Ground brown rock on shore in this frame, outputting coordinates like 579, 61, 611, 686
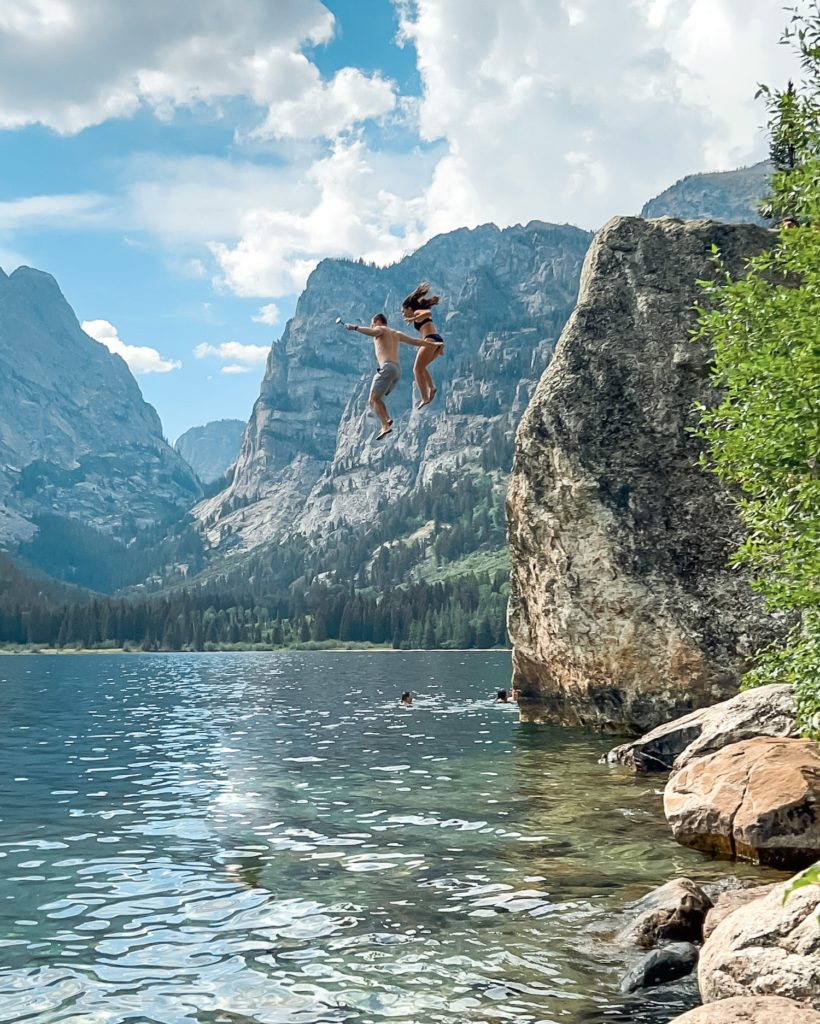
607, 684, 797, 773
702, 883, 780, 941
669, 995, 820, 1023
698, 877, 820, 1008
664, 737, 820, 869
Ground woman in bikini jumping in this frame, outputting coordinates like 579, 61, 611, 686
402, 282, 444, 409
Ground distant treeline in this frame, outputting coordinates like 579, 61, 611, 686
0, 468, 511, 651
0, 572, 508, 651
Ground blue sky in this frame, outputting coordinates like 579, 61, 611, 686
0, 0, 796, 439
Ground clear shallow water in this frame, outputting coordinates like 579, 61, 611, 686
0, 652, 771, 1024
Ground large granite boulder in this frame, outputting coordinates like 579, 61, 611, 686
507, 216, 784, 732
607, 684, 797, 772
618, 877, 712, 948
698, 877, 820, 1008
670, 996, 820, 1023
664, 738, 820, 869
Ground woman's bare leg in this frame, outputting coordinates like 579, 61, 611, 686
418, 365, 436, 407
414, 354, 430, 404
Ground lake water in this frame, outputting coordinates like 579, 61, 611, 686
0, 652, 770, 1024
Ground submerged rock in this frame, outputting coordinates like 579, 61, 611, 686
698, 877, 820, 1008
664, 737, 820, 869
606, 684, 797, 772
618, 878, 712, 948
507, 216, 784, 732
619, 942, 699, 992
669, 995, 820, 1023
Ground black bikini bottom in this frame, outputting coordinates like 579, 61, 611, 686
425, 333, 443, 344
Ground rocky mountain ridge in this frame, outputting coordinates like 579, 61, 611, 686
641, 162, 770, 224
195, 221, 592, 558
175, 419, 245, 484
0, 265, 200, 586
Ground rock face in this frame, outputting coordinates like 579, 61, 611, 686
670, 996, 820, 1024
175, 419, 245, 484
703, 884, 781, 942
506, 216, 784, 732
607, 685, 798, 772
0, 266, 200, 572
618, 878, 713, 948
641, 162, 770, 224
664, 737, 820, 868
194, 222, 591, 553
698, 877, 820, 1008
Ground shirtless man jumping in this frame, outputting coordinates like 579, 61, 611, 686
344, 314, 442, 440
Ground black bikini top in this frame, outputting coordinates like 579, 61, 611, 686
413, 316, 433, 332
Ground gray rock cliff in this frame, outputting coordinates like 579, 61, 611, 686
0, 265, 200, 558
506, 216, 786, 732
196, 222, 592, 552
175, 419, 245, 484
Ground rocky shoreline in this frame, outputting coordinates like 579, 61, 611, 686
604, 683, 820, 1021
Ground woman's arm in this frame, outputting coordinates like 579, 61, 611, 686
395, 329, 425, 347
396, 330, 443, 349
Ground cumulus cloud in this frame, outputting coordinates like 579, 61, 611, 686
2, 0, 799, 311
0, 0, 395, 137
252, 303, 280, 326
395, 0, 798, 231
82, 318, 181, 374
194, 340, 270, 367
210, 138, 429, 297
187, 0, 799, 300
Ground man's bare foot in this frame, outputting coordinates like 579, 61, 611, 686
376, 425, 393, 440
418, 387, 437, 408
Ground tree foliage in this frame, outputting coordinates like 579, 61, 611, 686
695, 3, 820, 735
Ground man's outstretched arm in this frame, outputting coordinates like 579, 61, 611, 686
345, 323, 382, 338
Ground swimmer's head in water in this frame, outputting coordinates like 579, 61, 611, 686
372, 313, 387, 326
496, 689, 508, 702
400, 691, 413, 704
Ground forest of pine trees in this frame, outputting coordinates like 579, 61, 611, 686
0, 468, 511, 651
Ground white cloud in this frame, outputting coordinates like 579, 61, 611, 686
0, 192, 112, 230
2, 0, 798, 314
82, 318, 181, 374
191, 0, 798, 301
251, 64, 396, 139
220, 364, 254, 375
194, 340, 269, 365
210, 138, 429, 297
395, 0, 798, 231
0, 0, 394, 137
252, 302, 280, 326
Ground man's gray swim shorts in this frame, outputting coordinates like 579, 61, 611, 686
371, 361, 400, 399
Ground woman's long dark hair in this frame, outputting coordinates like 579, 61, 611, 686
402, 281, 440, 312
